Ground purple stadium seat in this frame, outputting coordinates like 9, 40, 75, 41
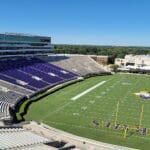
0, 57, 78, 92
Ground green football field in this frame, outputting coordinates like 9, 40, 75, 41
24, 74, 150, 149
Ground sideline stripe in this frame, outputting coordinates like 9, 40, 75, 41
71, 81, 106, 101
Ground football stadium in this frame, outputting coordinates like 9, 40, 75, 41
0, 33, 150, 150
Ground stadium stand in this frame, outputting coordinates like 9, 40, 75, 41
0, 101, 10, 118
0, 57, 77, 91
0, 57, 78, 121
0, 125, 80, 150
0, 80, 33, 96
0, 127, 50, 150
39, 54, 107, 76
0, 90, 24, 104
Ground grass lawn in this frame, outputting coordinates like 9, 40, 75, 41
24, 74, 150, 150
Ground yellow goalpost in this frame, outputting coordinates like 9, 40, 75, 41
114, 101, 119, 126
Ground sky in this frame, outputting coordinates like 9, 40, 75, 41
0, 0, 150, 46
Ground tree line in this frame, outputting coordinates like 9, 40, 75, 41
54, 44, 150, 58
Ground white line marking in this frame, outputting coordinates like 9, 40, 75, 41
71, 81, 106, 101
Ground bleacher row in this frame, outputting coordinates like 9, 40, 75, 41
40, 54, 107, 76
0, 90, 24, 104
0, 101, 10, 118
0, 128, 50, 150
0, 127, 79, 150
0, 57, 77, 91
0, 80, 33, 96
0, 57, 78, 120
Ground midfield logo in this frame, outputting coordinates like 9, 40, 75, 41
135, 91, 150, 100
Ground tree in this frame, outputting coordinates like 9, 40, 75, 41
110, 64, 119, 73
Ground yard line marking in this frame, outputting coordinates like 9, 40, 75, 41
71, 81, 106, 101
42, 101, 73, 120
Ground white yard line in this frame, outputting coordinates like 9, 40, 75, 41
71, 81, 106, 101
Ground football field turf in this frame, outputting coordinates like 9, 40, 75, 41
24, 74, 150, 149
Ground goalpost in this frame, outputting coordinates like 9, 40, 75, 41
114, 101, 119, 126
139, 104, 144, 128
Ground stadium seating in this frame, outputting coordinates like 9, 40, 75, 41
0, 80, 33, 96
0, 57, 78, 91
0, 89, 20, 119
0, 127, 50, 150
0, 126, 79, 150
39, 54, 107, 76
0, 101, 10, 118
0, 90, 24, 104
0, 57, 78, 121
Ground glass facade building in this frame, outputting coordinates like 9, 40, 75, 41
0, 33, 52, 56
